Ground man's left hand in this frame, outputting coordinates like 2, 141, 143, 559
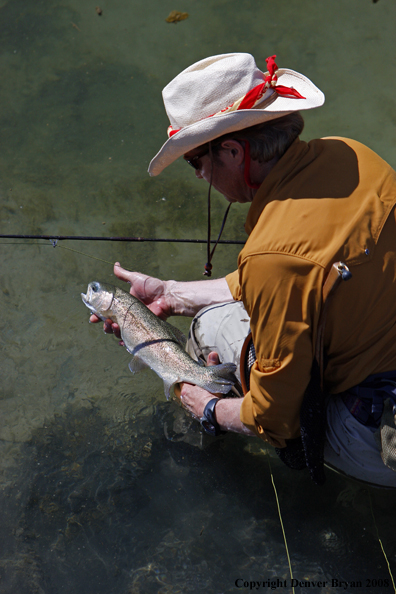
178, 352, 222, 419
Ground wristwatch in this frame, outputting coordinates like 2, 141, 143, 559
200, 397, 223, 436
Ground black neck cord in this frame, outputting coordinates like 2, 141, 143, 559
203, 142, 232, 277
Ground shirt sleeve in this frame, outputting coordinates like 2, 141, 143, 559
225, 269, 242, 301
238, 253, 324, 448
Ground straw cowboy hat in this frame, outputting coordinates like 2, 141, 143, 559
148, 53, 325, 176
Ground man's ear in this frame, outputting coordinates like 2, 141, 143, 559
220, 140, 245, 165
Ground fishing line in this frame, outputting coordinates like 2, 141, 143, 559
266, 451, 295, 593
52, 244, 115, 266
368, 490, 396, 592
0, 240, 115, 266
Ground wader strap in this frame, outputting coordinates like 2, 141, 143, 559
316, 262, 352, 389
240, 333, 255, 395
301, 262, 352, 484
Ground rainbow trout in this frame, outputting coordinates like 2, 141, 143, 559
81, 281, 237, 398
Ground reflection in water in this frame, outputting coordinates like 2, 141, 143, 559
1, 0, 396, 592
2, 401, 396, 593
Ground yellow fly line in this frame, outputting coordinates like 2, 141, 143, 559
266, 452, 295, 594
369, 490, 396, 593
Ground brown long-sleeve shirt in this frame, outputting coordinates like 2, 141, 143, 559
226, 137, 396, 448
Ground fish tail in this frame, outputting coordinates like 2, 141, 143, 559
205, 362, 237, 394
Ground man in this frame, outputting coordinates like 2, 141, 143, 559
92, 53, 396, 487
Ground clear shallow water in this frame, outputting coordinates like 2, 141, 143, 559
1, 0, 396, 592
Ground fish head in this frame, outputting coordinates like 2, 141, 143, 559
81, 281, 116, 320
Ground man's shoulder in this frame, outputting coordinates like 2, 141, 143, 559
242, 134, 396, 270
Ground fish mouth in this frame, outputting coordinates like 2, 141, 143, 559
81, 292, 96, 316
81, 282, 113, 318
81, 282, 98, 308
81, 286, 96, 313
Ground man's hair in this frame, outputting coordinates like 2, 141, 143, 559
212, 112, 304, 163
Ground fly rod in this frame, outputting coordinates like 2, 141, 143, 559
0, 234, 245, 245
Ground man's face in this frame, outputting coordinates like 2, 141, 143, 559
183, 141, 253, 204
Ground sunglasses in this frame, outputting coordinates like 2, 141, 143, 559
183, 146, 210, 170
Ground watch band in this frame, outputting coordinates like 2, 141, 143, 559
200, 397, 223, 436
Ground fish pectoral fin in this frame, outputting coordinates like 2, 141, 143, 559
163, 379, 173, 400
128, 357, 148, 374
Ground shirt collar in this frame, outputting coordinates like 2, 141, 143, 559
244, 138, 310, 234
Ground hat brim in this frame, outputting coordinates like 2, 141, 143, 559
148, 69, 324, 176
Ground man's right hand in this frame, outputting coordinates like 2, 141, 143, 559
89, 261, 233, 335
89, 262, 173, 337
112, 262, 171, 319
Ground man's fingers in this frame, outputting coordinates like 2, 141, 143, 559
103, 318, 113, 333
149, 301, 168, 321
89, 314, 121, 339
113, 261, 136, 283
111, 322, 121, 338
101, 319, 121, 338
207, 351, 220, 366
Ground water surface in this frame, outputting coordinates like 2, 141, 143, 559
1, 1, 396, 592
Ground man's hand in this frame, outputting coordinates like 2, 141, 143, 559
89, 262, 172, 337
113, 263, 171, 320
178, 352, 222, 419
178, 352, 254, 436
89, 262, 233, 336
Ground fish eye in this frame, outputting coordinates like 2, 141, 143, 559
92, 282, 99, 292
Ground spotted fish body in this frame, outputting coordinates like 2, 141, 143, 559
81, 281, 237, 398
